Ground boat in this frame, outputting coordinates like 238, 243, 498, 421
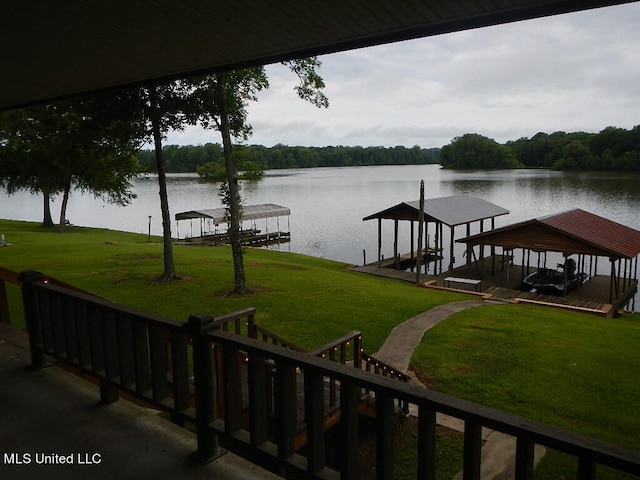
522, 258, 584, 295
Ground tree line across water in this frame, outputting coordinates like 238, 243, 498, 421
137, 125, 640, 173
136, 144, 442, 173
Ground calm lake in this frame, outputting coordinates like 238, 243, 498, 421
1, 164, 639, 277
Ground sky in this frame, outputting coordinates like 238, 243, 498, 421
166, 3, 640, 149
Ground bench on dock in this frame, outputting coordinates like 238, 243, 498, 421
444, 277, 482, 292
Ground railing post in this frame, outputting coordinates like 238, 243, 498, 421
184, 314, 221, 463
19, 270, 47, 368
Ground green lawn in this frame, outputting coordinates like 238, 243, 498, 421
0, 219, 467, 351
412, 303, 640, 478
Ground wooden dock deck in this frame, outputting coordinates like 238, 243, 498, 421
351, 256, 638, 317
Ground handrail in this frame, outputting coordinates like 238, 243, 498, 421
20, 272, 195, 425
361, 351, 410, 382
0, 265, 21, 285
204, 329, 640, 479
252, 324, 307, 351
17, 271, 640, 480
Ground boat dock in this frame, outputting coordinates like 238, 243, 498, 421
351, 255, 638, 318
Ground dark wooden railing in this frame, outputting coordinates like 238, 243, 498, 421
18, 270, 640, 480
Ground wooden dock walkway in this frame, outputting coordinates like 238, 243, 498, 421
351, 257, 637, 317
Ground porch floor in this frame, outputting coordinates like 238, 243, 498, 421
0, 325, 279, 480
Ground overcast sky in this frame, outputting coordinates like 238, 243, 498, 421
167, 3, 640, 149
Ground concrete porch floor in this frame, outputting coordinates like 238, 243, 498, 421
0, 325, 279, 480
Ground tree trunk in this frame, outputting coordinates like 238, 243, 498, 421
215, 74, 246, 294
148, 86, 177, 281
42, 192, 54, 227
58, 180, 71, 232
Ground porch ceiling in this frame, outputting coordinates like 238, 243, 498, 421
2, 0, 637, 110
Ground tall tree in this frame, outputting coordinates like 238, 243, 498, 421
0, 95, 143, 229
138, 81, 193, 280
190, 59, 328, 293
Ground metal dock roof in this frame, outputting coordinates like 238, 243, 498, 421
175, 203, 290, 224
363, 195, 509, 226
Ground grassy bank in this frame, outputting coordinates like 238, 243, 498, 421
0, 219, 467, 351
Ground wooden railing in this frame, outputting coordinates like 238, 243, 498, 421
17, 270, 640, 479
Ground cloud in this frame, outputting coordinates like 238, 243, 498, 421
166, 3, 640, 149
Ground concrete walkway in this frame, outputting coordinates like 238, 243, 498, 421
373, 300, 483, 373
373, 299, 546, 480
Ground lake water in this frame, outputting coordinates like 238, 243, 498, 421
1, 164, 639, 277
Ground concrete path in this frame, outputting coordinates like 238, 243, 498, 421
373, 299, 547, 480
373, 300, 483, 373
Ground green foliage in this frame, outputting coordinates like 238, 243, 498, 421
0, 93, 144, 226
196, 161, 226, 181
137, 144, 441, 172
240, 160, 264, 179
440, 134, 522, 169
509, 126, 640, 171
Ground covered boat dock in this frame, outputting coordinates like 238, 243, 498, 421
456, 209, 640, 315
175, 203, 291, 246
362, 194, 509, 273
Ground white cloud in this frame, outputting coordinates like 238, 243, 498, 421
166, 3, 640, 149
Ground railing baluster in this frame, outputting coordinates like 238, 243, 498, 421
51, 291, 66, 356
116, 314, 135, 389
20, 270, 46, 367
274, 358, 296, 463
76, 301, 91, 370
0, 278, 10, 324
221, 342, 242, 436
170, 328, 190, 420
88, 305, 105, 375
186, 314, 219, 463
100, 310, 119, 404
577, 455, 596, 480
40, 288, 54, 353
103, 311, 119, 381
248, 352, 269, 447
417, 404, 436, 479
63, 296, 78, 363
149, 324, 169, 402
515, 435, 535, 480
339, 379, 359, 480
131, 319, 152, 395
304, 368, 326, 474
376, 391, 395, 480
463, 419, 482, 480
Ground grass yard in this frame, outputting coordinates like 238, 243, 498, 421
0, 219, 467, 351
412, 303, 640, 478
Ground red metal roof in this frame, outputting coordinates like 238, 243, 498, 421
537, 209, 640, 259
459, 209, 640, 259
